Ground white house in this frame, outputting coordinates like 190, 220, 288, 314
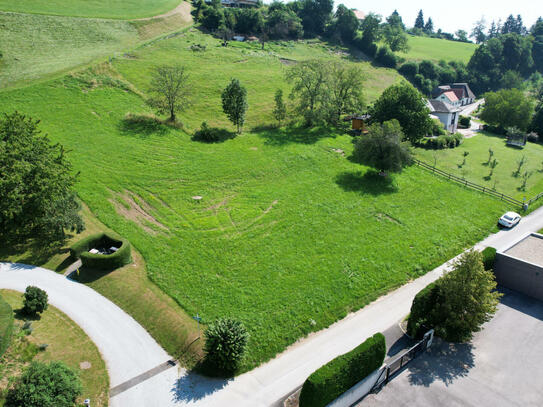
435, 90, 461, 108
427, 99, 461, 133
432, 83, 476, 106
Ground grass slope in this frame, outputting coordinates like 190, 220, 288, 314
398, 35, 478, 63
0, 0, 180, 19
0, 30, 509, 370
0, 7, 193, 88
414, 133, 543, 201
0, 290, 109, 406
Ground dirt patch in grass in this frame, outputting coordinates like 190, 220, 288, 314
109, 190, 169, 235
279, 58, 297, 65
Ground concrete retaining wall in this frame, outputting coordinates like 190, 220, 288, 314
495, 253, 543, 301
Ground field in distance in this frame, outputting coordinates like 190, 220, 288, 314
0, 0, 180, 19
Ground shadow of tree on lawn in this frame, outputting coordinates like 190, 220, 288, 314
407, 338, 475, 387
118, 113, 171, 137
335, 170, 398, 196
254, 124, 338, 146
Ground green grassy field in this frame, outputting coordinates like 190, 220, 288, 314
0, 30, 511, 370
0, 6, 193, 88
0, 290, 109, 406
0, 0, 179, 19
414, 133, 543, 202
398, 35, 478, 63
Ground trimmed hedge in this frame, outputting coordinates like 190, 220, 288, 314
299, 333, 386, 407
70, 232, 132, 270
482, 247, 497, 271
0, 294, 14, 357
406, 281, 443, 339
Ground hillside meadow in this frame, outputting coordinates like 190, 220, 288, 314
0, 30, 510, 370
398, 35, 478, 63
0, 0, 180, 19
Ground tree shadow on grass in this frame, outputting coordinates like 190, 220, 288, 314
13, 308, 42, 322
254, 124, 337, 146
0, 234, 69, 267
335, 170, 398, 196
407, 338, 475, 387
118, 113, 171, 137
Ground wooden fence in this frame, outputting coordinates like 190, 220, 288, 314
413, 159, 525, 207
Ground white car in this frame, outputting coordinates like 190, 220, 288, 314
498, 211, 521, 228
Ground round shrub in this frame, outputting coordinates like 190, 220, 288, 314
375, 46, 397, 68
459, 115, 471, 128
482, 247, 497, 271
398, 62, 419, 79
23, 286, 48, 316
204, 318, 249, 374
299, 333, 386, 407
5, 361, 82, 407
70, 232, 132, 270
0, 294, 13, 357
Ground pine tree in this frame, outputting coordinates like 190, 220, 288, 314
424, 18, 434, 34
414, 10, 425, 30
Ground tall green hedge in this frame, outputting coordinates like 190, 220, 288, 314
482, 247, 497, 271
406, 281, 443, 339
70, 232, 132, 270
0, 294, 14, 357
299, 333, 386, 407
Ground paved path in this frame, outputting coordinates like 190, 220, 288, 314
0, 263, 176, 407
2, 205, 543, 406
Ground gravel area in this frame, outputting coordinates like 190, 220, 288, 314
504, 235, 543, 266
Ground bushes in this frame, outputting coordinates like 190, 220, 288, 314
70, 232, 131, 270
482, 247, 497, 271
0, 294, 13, 357
192, 122, 235, 143
299, 333, 385, 407
375, 46, 397, 68
204, 318, 249, 374
459, 115, 471, 128
23, 286, 48, 316
425, 133, 463, 149
406, 281, 442, 338
398, 61, 418, 79
5, 361, 82, 407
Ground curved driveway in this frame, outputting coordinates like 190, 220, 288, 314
0, 263, 176, 407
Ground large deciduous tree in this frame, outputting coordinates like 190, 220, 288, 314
146, 65, 192, 123
352, 119, 412, 175
221, 78, 248, 133
369, 83, 432, 143
481, 88, 535, 131
0, 112, 83, 241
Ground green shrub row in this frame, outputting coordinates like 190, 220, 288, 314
70, 232, 132, 270
482, 247, 497, 271
0, 294, 14, 357
425, 133, 463, 149
299, 333, 386, 407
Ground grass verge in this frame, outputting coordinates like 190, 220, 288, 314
0, 290, 109, 406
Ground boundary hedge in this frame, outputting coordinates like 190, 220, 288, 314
299, 333, 386, 407
482, 247, 497, 271
406, 281, 442, 339
0, 293, 14, 357
70, 232, 132, 270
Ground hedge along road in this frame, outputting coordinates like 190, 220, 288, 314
2, 205, 543, 406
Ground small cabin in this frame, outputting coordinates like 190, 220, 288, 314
345, 114, 370, 134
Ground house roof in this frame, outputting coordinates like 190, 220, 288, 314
441, 91, 459, 103
353, 10, 365, 20
450, 88, 464, 100
451, 83, 476, 99
427, 99, 461, 113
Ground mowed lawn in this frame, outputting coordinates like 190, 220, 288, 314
398, 35, 478, 63
414, 133, 543, 202
0, 0, 180, 19
0, 290, 109, 406
0, 33, 508, 371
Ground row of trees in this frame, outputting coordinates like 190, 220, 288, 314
412, 9, 469, 42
